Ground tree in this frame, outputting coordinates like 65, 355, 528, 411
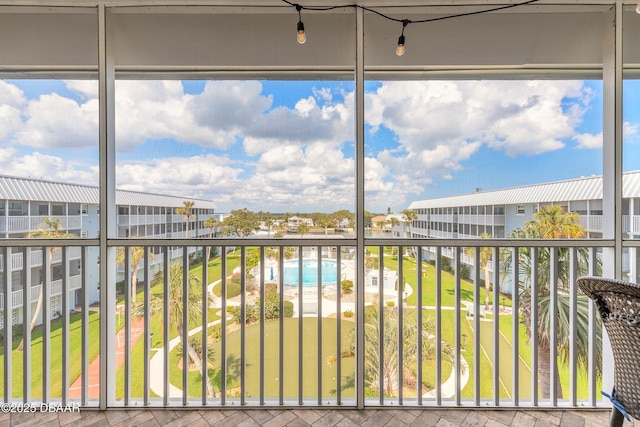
353, 306, 454, 396
116, 243, 155, 305
503, 205, 600, 399
464, 233, 493, 311
387, 217, 399, 232
402, 209, 418, 238
20, 217, 75, 351
222, 208, 259, 238
316, 214, 335, 236
297, 222, 310, 237
264, 217, 274, 237
176, 201, 196, 238
133, 262, 215, 397
203, 216, 219, 238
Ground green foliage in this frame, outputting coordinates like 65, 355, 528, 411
343, 310, 354, 318
341, 279, 354, 295
229, 290, 294, 324
459, 262, 471, 280
222, 208, 260, 238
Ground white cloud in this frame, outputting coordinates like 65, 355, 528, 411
13, 93, 98, 149
65, 80, 98, 100
624, 121, 640, 141
116, 154, 243, 200
0, 148, 98, 184
574, 132, 602, 149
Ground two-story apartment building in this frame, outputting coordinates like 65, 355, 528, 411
0, 174, 217, 327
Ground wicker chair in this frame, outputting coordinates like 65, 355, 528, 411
577, 276, 640, 427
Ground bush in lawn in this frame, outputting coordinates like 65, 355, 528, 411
341, 279, 354, 295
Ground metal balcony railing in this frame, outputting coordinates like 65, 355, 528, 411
0, 239, 615, 410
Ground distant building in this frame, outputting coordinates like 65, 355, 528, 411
0, 175, 217, 326
287, 216, 314, 230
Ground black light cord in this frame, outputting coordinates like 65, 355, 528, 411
283, 0, 540, 54
282, 0, 540, 24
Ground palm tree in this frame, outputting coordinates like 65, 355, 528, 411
355, 306, 454, 396
387, 217, 400, 233
464, 233, 493, 311
176, 201, 195, 238
264, 217, 274, 237
133, 262, 215, 397
503, 205, 600, 399
20, 217, 75, 351
402, 209, 418, 238
116, 242, 154, 305
297, 222, 310, 237
202, 215, 219, 266
203, 216, 219, 239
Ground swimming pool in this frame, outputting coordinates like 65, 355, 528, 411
282, 259, 338, 287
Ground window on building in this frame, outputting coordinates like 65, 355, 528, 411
517, 205, 526, 215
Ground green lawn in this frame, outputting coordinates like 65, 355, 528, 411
170, 318, 356, 400
0, 311, 101, 399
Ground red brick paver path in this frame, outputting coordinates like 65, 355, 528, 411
68, 316, 145, 399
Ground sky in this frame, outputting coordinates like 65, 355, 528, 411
0, 78, 639, 214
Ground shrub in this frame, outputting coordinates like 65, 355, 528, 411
343, 310, 354, 318
386, 300, 395, 307
341, 279, 354, 295
283, 301, 294, 317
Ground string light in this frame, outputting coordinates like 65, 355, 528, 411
296, 4, 306, 44
396, 19, 410, 56
284, 0, 541, 55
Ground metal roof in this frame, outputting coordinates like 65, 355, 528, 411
0, 175, 217, 210
409, 171, 640, 210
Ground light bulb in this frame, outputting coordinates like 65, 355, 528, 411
396, 35, 405, 56
297, 21, 306, 44
637, 1, 640, 14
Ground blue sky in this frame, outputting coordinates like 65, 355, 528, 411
0, 78, 635, 214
